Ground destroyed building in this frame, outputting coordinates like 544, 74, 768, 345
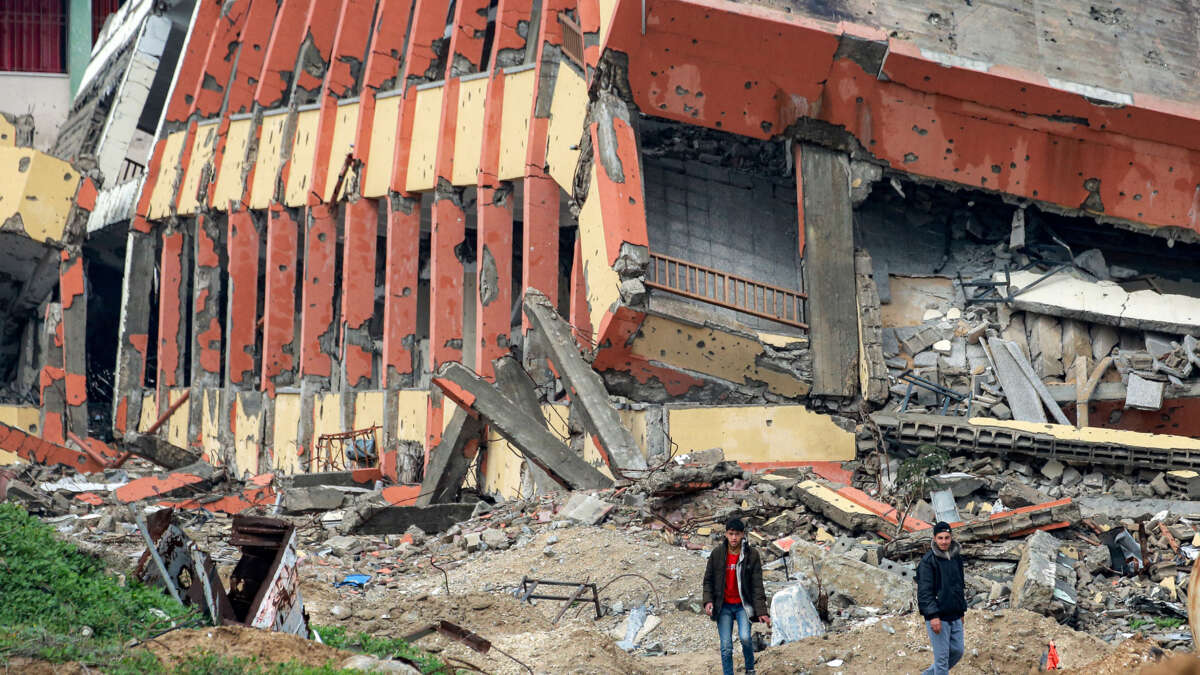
5, 0, 1200, 670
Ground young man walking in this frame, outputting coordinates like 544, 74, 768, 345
917, 521, 967, 675
703, 518, 769, 675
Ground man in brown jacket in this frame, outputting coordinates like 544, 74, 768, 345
703, 518, 770, 675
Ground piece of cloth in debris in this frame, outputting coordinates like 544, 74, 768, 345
916, 540, 966, 621
334, 574, 371, 588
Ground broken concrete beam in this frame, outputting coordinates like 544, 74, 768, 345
1075, 495, 1200, 521
121, 431, 202, 470
346, 503, 476, 535
874, 411, 1200, 476
1011, 530, 1077, 621
492, 355, 555, 494
433, 362, 613, 491
985, 337, 1046, 423
0, 421, 104, 473
791, 480, 882, 531
116, 462, 223, 503
416, 407, 484, 506
886, 498, 1080, 558
1060, 319, 1091, 376
281, 486, 351, 514
290, 469, 384, 488
521, 288, 648, 477
788, 539, 913, 614
1002, 269, 1200, 336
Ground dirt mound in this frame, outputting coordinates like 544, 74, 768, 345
1068, 635, 1174, 674
144, 625, 353, 668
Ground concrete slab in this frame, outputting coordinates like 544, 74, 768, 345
1003, 270, 1200, 336
347, 503, 476, 535
1125, 373, 1164, 411
986, 337, 1046, 423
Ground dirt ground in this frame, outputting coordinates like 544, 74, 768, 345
144, 625, 355, 668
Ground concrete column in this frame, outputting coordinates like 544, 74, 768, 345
59, 249, 87, 439
298, 205, 340, 463
157, 223, 191, 434
114, 226, 157, 434
67, 0, 92, 97
39, 303, 66, 444
261, 206, 299, 396
225, 210, 261, 388
190, 213, 225, 459
340, 197, 379, 391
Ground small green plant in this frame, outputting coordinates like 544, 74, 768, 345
1154, 617, 1185, 630
311, 625, 451, 674
1128, 617, 1151, 630
888, 443, 951, 537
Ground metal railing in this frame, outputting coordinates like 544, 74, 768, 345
646, 252, 808, 329
557, 13, 584, 69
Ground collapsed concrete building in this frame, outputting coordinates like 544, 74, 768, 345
4, 0, 1200, 505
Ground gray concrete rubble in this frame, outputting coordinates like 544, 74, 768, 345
416, 407, 484, 506
788, 539, 914, 614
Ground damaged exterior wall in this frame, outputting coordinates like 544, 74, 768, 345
77, 0, 1200, 498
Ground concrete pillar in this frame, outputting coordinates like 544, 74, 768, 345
340, 197, 379, 391
261, 205, 299, 396
39, 303, 66, 444
190, 213, 225, 459
59, 249, 87, 439
114, 226, 157, 434
67, 0, 92, 97
298, 205, 340, 462
157, 223, 191, 436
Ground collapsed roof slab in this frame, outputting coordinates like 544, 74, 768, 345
1003, 269, 1200, 336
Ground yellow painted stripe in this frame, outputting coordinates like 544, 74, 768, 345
363, 95, 401, 198
323, 102, 360, 202
211, 118, 253, 211
405, 85, 443, 193
249, 114, 288, 209
177, 123, 219, 215
147, 130, 187, 218
498, 68, 534, 180
451, 78, 487, 186
285, 108, 321, 206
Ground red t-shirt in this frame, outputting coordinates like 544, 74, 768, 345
723, 551, 741, 605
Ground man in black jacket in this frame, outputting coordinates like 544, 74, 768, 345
703, 518, 770, 675
916, 521, 966, 675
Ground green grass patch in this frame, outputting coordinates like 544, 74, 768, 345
0, 502, 195, 666
311, 625, 451, 674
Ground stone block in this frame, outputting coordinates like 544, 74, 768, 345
788, 540, 913, 613
282, 486, 349, 514
481, 528, 510, 549
1010, 530, 1076, 620
1040, 459, 1065, 483
560, 493, 614, 525
1126, 374, 1164, 411
1061, 466, 1082, 488
1027, 315, 1064, 379
1091, 325, 1119, 360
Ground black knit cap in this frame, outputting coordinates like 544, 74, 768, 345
933, 521, 952, 536
725, 517, 746, 532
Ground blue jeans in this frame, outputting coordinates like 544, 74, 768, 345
922, 617, 964, 675
717, 603, 754, 675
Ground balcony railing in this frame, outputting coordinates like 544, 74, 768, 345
646, 252, 808, 329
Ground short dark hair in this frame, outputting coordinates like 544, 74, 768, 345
725, 518, 746, 532
933, 521, 952, 536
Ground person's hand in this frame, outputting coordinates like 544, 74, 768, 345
930, 618, 942, 634
758, 615, 771, 625
705, 602, 713, 617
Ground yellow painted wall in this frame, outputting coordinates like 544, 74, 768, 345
582, 407, 650, 479
249, 112, 288, 209
147, 130, 186, 218
323, 102, 360, 202
0, 115, 14, 146
394, 390, 429, 443
577, 166, 622, 334
211, 117, 252, 210
545, 63, 587, 191
0, 404, 39, 465
405, 85, 443, 192
630, 314, 812, 398
176, 122, 218, 215
285, 108, 321, 206
363, 95, 401, 198
310, 392, 343, 471
166, 388, 190, 450
0, 147, 79, 244
137, 390, 158, 432
597, 0, 619, 44
451, 78, 487, 186
272, 392, 302, 474
200, 388, 222, 466
969, 417, 1200, 450
497, 68, 534, 180
234, 392, 265, 478
353, 390, 386, 458
483, 403, 571, 499
667, 405, 855, 462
